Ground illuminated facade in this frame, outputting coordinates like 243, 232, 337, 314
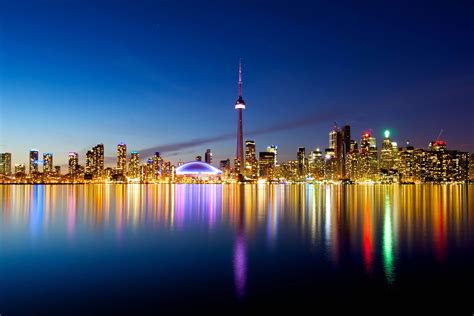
297, 147, 306, 177
308, 148, 324, 180
29, 149, 39, 174
245, 140, 257, 179
205, 149, 212, 165
128, 151, 140, 178
68, 152, 79, 176
43, 153, 53, 174
259, 151, 275, 179
117, 143, 127, 175
175, 161, 222, 182
0, 153, 12, 175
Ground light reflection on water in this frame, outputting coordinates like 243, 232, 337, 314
0, 184, 473, 312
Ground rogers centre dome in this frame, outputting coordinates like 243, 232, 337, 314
175, 161, 223, 176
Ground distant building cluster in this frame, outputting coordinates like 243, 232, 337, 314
0, 62, 472, 184
0, 125, 472, 184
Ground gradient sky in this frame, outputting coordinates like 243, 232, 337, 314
1, 0, 473, 166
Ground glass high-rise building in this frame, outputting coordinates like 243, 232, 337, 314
117, 143, 127, 175
29, 149, 39, 174
205, 149, 212, 165
68, 152, 79, 176
128, 151, 140, 178
0, 153, 12, 175
43, 153, 53, 173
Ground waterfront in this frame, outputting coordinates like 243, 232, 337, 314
0, 184, 473, 314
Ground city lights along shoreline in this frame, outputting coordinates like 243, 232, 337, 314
0, 62, 473, 184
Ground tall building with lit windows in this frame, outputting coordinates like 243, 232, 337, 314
128, 151, 140, 178
29, 149, 39, 174
152, 152, 163, 180
245, 140, 257, 179
297, 147, 306, 177
329, 125, 343, 179
267, 145, 278, 166
0, 153, 12, 175
68, 152, 79, 176
117, 143, 127, 175
308, 148, 324, 180
205, 149, 212, 164
43, 153, 53, 174
259, 151, 275, 179
360, 132, 378, 181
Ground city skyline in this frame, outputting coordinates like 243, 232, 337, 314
1, 1, 473, 166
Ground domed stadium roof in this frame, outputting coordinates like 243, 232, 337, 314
175, 161, 222, 176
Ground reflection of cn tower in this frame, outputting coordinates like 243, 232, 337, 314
234, 59, 246, 174
233, 187, 247, 299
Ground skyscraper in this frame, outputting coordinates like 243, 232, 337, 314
117, 143, 127, 175
329, 125, 343, 179
267, 145, 278, 166
245, 140, 257, 179
297, 147, 306, 177
0, 153, 12, 175
205, 149, 212, 164
29, 149, 39, 174
43, 153, 53, 174
68, 152, 79, 176
234, 59, 246, 174
128, 151, 140, 178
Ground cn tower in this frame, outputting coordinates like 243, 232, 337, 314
235, 59, 246, 174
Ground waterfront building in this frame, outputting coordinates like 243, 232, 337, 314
0, 153, 12, 175
68, 152, 79, 176
128, 151, 140, 178
245, 140, 258, 179
117, 143, 127, 175
14, 164, 26, 175
29, 149, 39, 174
205, 149, 212, 165
259, 151, 276, 179
297, 147, 306, 177
43, 153, 53, 174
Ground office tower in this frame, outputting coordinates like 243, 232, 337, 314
152, 152, 163, 180
234, 59, 246, 174
266, 145, 278, 166
259, 151, 276, 179
398, 142, 415, 183
297, 147, 306, 177
220, 159, 231, 174
425, 140, 469, 182
85, 150, 94, 175
308, 148, 324, 180
43, 153, 53, 173
341, 125, 351, 157
329, 125, 343, 178
140, 164, 147, 183
196, 155, 202, 162
245, 140, 257, 179
205, 149, 212, 164
360, 132, 378, 181
324, 148, 337, 181
162, 161, 171, 178
68, 152, 79, 175
15, 164, 26, 174
93, 144, 104, 177
0, 153, 12, 175
117, 143, 127, 175
29, 149, 39, 174
380, 130, 394, 171
345, 149, 361, 182
128, 151, 140, 178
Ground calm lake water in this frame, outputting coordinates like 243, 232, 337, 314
0, 184, 473, 314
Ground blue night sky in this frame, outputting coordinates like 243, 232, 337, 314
1, 0, 473, 166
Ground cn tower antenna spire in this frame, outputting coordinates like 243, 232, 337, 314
238, 58, 243, 97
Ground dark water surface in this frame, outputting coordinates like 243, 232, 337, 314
0, 184, 473, 314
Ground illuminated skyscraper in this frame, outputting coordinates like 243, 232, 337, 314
0, 153, 12, 175
29, 149, 39, 174
245, 140, 257, 179
152, 152, 162, 180
329, 125, 343, 178
234, 59, 246, 174
85, 150, 94, 175
117, 143, 127, 175
68, 152, 79, 176
43, 153, 53, 174
93, 144, 104, 177
308, 148, 324, 180
267, 145, 278, 166
380, 130, 394, 171
128, 151, 140, 178
259, 151, 275, 179
297, 147, 306, 177
360, 132, 378, 181
205, 149, 212, 164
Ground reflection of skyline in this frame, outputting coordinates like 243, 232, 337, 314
0, 184, 473, 289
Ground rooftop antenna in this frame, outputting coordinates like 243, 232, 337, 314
238, 58, 242, 98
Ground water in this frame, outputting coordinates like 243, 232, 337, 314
0, 184, 473, 314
